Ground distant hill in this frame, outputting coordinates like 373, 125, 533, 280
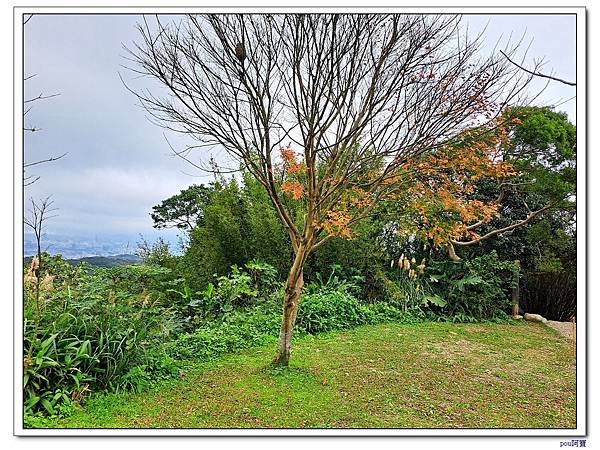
67, 254, 142, 267
23, 254, 142, 268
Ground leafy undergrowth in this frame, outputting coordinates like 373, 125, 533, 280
35, 321, 575, 429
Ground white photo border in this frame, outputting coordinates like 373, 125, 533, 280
13, 4, 587, 437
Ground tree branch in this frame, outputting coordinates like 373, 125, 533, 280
500, 50, 575, 86
24, 153, 67, 168
451, 203, 554, 248
24, 92, 61, 104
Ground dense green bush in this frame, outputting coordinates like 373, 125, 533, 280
426, 251, 518, 320
303, 265, 364, 297
365, 302, 426, 324
296, 291, 369, 334
296, 265, 429, 333
137, 236, 179, 268
165, 304, 281, 360
165, 282, 423, 363
24, 259, 283, 418
167, 261, 283, 330
159, 263, 433, 369
303, 221, 382, 298
297, 288, 427, 334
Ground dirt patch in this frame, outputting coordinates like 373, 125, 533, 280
430, 339, 491, 361
546, 320, 576, 341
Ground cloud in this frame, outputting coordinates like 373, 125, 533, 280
25, 166, 202, 234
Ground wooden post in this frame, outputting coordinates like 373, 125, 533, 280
511, 260, 520, 318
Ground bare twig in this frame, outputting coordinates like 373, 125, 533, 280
23, 196, 57, 358
24, 153, 67, 168
500, 50, 575, 86
23, 60, 64, 183
24, 92, 61, 104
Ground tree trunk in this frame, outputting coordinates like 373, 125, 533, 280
511, 260, 520, 317
447, 242, 461, 262
272, 245, 307, 366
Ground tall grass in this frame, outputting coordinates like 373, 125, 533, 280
23, 257, 177, 417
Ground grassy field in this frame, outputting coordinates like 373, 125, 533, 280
40, 321, 576, 429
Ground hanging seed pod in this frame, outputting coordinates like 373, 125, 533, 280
411, 257, 416, 265
403, 259, 410, 271
235, 43, 246, 62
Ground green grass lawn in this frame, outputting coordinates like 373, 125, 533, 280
39, 321, 576, 429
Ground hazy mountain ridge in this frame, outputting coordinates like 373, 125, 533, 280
23, 253, 142, 268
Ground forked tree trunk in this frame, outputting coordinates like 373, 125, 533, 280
273, 245, 307, 366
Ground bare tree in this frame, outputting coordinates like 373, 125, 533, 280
23, 197, 57, 356
126, 14, 535, 365
24, 197, 57, 272
23, 15, 66, 186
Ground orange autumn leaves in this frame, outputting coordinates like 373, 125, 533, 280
398, 122, 517, 246
321, 187, 374, 239
281, 181, 305, 200
277, 145, 372, 239
280, 147, 306, 175
279, 146, 306, 201
322, 210, 353, 239
277, 118, 517, 245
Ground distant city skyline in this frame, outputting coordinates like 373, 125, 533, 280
24, 230, 155, 258
22, 13, 577, 256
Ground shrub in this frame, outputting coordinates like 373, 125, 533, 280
304, 264, 364, 297
296, 288, 423, 334
214, 265, 259, 311
23, 257, 177, 417
168, 262, 281, 329
136, 236, 177, 268
296, 291, 370, 334
166, 304, 281, 360
364, 302, 425, 324
27, 247, 520, 421
426, 251, 518, 320
23, 311, 164, 416
245, 260, 280, 295
166, 286, 424, 363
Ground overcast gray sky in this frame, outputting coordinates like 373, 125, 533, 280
23, 13, 577, 252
